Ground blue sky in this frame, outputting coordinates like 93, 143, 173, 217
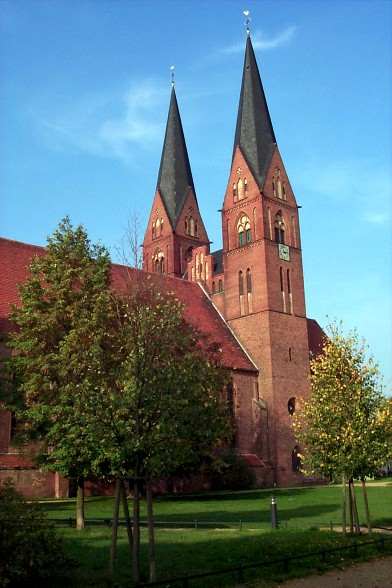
1, 1, 391, 389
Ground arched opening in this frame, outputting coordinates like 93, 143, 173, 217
237, 214, 251, 247
274, 212, 285, 244
288, 397, 296, 415
189, 217, 195, 237
292, 446, 301, 472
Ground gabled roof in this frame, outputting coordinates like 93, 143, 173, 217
0, 237, 258, 373
233, 36, 277, 188
156, 87, 196, 228
307, 318, 326, 357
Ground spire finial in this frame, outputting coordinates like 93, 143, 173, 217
170, 65, 175, 88
243, 9, 251, 36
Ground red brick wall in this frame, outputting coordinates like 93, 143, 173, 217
221, 148, 311, 487
0, 411, 11, 452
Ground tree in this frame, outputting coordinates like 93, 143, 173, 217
5, 217, 112, 529
293, 322, 392, 534
86, 276, 231, 582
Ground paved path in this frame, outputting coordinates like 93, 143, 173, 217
273, 556, 392, 587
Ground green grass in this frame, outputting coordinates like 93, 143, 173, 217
36, 483, 392, 587
40, 481, 392, 530
56, 527, 392, 587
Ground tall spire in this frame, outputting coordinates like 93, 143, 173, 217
156, 86, 195, 228
233, 35, 276, 188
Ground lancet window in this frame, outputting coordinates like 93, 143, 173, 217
274, 212, 285, 244
152, 217, 163, 239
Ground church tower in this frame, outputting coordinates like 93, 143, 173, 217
220, 35, 311, 486
143, 87, 209, 277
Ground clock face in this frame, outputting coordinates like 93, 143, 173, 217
278, 244, 290, 261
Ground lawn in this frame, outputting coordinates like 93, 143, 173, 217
38, 482, 392, 587
40, 480, 392, 530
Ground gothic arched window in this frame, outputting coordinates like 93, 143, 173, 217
246, 268, 252, 293
239, 271, 244, 296
195, 220, 198, 237
218, 279, 223, 292
288, 397, 296, 415
237, 214, 251, 247
152, 249, 165, 274
189, 217, 195, 237
185, 217, 188, 234
274, 212, 285, 244
233, 182, 238, 203
292, 446, 301, 472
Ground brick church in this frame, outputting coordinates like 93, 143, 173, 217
0, 35, 324, 496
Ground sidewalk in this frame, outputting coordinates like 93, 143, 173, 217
248, 556, 392, 587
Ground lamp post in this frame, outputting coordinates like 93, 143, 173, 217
271, 496, 278, 529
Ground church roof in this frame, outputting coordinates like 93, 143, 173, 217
0, 237, 257, 373
233, 36, 277, 188
156, 87, 196, 228
212, 249, 223, 275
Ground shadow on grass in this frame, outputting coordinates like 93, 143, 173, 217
57, 527, 392, 588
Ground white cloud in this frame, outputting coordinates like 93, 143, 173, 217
297, 159, 392, 225
220, 26, 297, 55
363, 211, 390, 225
36, 80, 165, 163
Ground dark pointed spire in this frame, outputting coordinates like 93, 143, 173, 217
157, 87, 195, 228
233, 36, 277, 188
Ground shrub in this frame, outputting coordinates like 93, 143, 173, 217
0, 480, 73, 587
210, 450, 256, 491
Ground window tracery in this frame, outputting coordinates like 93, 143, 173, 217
152, 249, 165, 274
237, 214, 252, 247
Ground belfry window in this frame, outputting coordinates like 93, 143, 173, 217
237, 214, 251, 247
218, 279, 223, 292
189, 217, 195, 237
152, 218, 163, 239
152, 249, 165, 274
274, 212, 285, 244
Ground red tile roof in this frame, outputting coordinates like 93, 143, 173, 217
307, 318, 326, 357
0, 237, 257, 372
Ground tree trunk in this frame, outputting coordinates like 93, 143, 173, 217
120, 480, 133, 558
361, 477, 372, 534
109, 479, 122, 574
348, 479, 354, 533
76, 477, 85, 530
132, 479, 140, 584
146, 481, 156, 582
341, 474, 347, 535
351, 479, 360, 534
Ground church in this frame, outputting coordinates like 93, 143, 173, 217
0, 34, 324, 496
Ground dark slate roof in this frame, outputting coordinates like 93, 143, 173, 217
156, 87, 196, 228
233, 36, 277, 188
212, 249, 223, 275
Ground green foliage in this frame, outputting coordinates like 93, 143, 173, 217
208, 450, 256, 491
0, 480, 73, 587
84, 278, 231, 481
5, 218, 230, 486
6, 217, 113, 481
293, 322, 392, 481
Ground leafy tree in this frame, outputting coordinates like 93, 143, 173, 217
87, 277, 231, 582
5, 217, 112, 529
293, 322, 392, 534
